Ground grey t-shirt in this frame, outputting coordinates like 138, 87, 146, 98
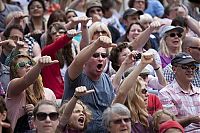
63, 70, 115, 133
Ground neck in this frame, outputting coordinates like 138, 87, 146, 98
169, 48, 179, 57
0, 1, 5, 11
176, 78, 191, 92
31, 17, 43, 29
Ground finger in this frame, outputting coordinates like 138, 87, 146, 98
110, 43, 117, 47
0, 122, 11, 128
50, 60, 59, 64
86, 89, 95, 94
76, 31, 82, 35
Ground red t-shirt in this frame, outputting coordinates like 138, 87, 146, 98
148, 94, 163, 115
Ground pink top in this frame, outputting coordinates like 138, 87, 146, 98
6, 88, 56, 130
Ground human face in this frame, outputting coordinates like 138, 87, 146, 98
50, 27, 66, 41
88, 7, 103, 18
174, 63, 197, 82
16, 57, 33, 77
134, 0, 145, 11
68, 103, 86, 130
9, 29, 24, 44
108, 113, 131, 133
188, 40, 200, 63
34, 104, 59, 133
140, 80, 148, 106
165, 30, 182, 50
125, 15, 140, 27
127, 24, 143, 42
118, 48, 131, 66
84, 48, 108, 80
29, 1, 44, 17
66, 12, 77, 22
92, 27, 109, 40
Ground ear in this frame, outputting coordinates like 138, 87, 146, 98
172, 66, 177, 73
2, 111, 7, 121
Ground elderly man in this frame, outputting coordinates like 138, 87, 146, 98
62, 36, 116, 132
159, 52, 200, 132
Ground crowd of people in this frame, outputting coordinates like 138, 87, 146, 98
0, 0, 200, 133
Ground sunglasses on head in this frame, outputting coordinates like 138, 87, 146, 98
168, 32, 182, 38
36, 112, 59, 121
92, 53, 108, 58
15, 60, 33, 69
110, 118, 131, 125
176, 65, 197, 70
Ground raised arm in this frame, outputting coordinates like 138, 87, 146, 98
129, 21, 161, 51
113, 51, 154, 104
56, 86, 94, 133
112, 51, 137, 91
7, 56, 58, 97
185, 15, 200, 37
68, 36, 116, 80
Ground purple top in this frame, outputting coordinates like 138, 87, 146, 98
159, 53, 172, 68
131, 117, 154, 133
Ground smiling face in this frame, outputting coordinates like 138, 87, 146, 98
29, 1, 45, 17
108, 113, 132, 133
68, 103, 86, 130
84, 47, 108, 80
34, 104, 59, 133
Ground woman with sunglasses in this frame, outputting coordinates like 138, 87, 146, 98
158, 25, 184, 68
41, 19, 88, 99
33, 100, 59, 133
6, 54, 58, 132
56, 86, 93, 133
102, 103, 132, 133
113, 51, 157, 133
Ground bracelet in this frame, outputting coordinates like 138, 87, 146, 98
154, 67, 160, 71
73, 94, 80, 99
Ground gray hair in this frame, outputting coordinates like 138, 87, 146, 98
102, 103, 131, 128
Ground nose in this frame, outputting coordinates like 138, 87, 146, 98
121, 119, 127, 125
45, 116, 51, 122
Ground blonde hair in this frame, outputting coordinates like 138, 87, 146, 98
89, 22, 112, 41
152, 109, 176, 131
126, 77, 149, 127
59, 100, 92, 130
159, 36, 182, 57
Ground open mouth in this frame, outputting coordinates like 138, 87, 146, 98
78, 117, 85, 124
97, 64, 103, 70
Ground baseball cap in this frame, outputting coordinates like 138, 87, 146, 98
159, 25, 184, 38
86, 0, 103, 17
159, 120, 184, 133
171, 52, 198, 66
123, 8, 143, 20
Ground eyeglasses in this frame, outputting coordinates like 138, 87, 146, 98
189, 47, 200, 51
51, 29, 66, 35
36, 112, 59, 121
94, 30, 108, 36
110, 118, 131, 125
15, 60, 33, 69
9, 36, 24, 42
141, 88, 148, 94
168, 32, 182, 38
92, 53, 108, 58
176, 65, 197, 70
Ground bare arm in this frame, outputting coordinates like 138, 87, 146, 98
68, 36, 116, 80
113, 52, 154, 104
177, 115, 200, 128
7, 56, 58, 97
185, 15, 200, 37
130, 21, 161, 51
32, 41, 41, 61
56, 86, 94, 133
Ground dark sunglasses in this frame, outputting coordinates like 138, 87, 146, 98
15, 60, 33, 69
36, 112, 59, 121
168, 32, 182, 38
51, 29, 66, 35
92, 53, 108, 58
176, 65, 197, 70
111, 118, 131, 125
141, 88, 148, 94
189, 47, 200, 51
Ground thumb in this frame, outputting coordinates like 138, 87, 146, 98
110, 43, 117, 47
85, 89, 95, 95
50, 60, 59, 64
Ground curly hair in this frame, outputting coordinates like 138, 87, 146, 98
125, 77, 149, 127
10, 54, 44, 105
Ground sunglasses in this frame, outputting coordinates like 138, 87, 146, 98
51, 29, 66, 35
141, 88, 148, 94
176, 65, 197, 70
15, 60, 33, 69
92, 53, 108, 58
110, 118, 131, 125
36, 112, 59, 121
190, 47, 200, 51
168, 32, 182, 38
